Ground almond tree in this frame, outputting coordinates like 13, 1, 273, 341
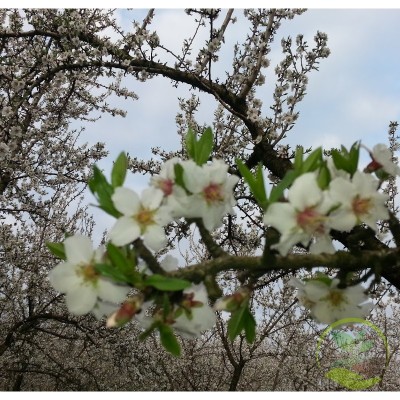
1, 8, 400, 391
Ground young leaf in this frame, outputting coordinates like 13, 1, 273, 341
317, 162, 331, 190
95, 263, 130, 283
144, 274, 191, 291
269, 169, 299, 204
185, 128, 197, 160
294, 146, 304, 170
107, 243, 130, 270
196, 127, 214, 165
159, 324, 181, 356
46, 242, 66, 260
302, 147, 323, 173
111, 152, 128, 188
243, 308, 256, 343
349, 141, 360, 174
236, 159, 268, 209
90, 166, 120, 217
174, 163, 187, 191
227, 302, 247, 341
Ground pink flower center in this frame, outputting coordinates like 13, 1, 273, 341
352, 195, 371, 217
156, 178, 174, 196
296, 207, 326, 234
203, 183, 224, 204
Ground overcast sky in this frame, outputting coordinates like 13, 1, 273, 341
65, 8, 400, 237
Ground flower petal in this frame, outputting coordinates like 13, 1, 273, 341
112, 187, 140, 215
97, 280, 130, 304
65, 285, 97, 315
48, 262, 81, 293
289, 173, 322, 209
141, 187, 164, 210
143, 225, 166, 251
109, 216, 140, 246
64, 235, 94, 265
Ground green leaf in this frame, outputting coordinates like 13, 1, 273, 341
294, 146, 304, 170
111, 152, 128, 188
174, 163, 187, 191
196, 127, 214, 165
46, 242, 66, 260
185, 128, 197, 160
269, 169, 299, 204
89, 166, 120, 217
349, 142, 360, 174
243, 308, 256, 343
317, 162, 331, 189
106, 243, 141, 283
107, 243, 130, 271
227, 301, 248, 342
159, 324, 181, 356
302, 147, 323, 173
236, 159, 268, 209
144, 274, 191, 291
95, 263, 129, 283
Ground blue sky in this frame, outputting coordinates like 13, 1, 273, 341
69, 8, 400, 237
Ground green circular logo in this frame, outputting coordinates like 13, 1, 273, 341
316, 318, 390, 390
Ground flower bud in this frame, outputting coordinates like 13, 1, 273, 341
106, 295, 143, 328
214, 287, 251, 311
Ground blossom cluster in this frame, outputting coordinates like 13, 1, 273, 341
47, 134, 399, 353
48, 150, 237, 346
109, 157, 239, 251
263, 144, 398, 256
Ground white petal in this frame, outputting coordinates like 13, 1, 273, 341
311, 302, 335, 324
352, 171, 378, 195
289, 173, 321, 209
202, 205, 224, 231
329, 177, 355, 204
97, 279, 130, 303
160, 255, 179, 271
141, 187, 164, 210
112, 187, 140, 215
263, 203, 297, 233
64, 235, 94, 265
143, 225, 166, 251
328, 210, 357, 232
303, 281, 329, 302
48, 262, 81, 293
109, 216, 140, 246
310, 235, 335, 254
154, 205, 172, 226
65, 285, 97, 315
343, 285, 369, 305
182, 161, 207, 193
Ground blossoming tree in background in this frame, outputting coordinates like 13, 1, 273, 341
1, 8, 400, 390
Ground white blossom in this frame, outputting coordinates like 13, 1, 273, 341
290, 277, 372, 324
178, 159, 239, 231
264, 173, 335, 255
173, 283, 216, 338
48, 235, 129, 316
328, 171, 389, 232
370, 143, 400, 176
109, 187, 171, 250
